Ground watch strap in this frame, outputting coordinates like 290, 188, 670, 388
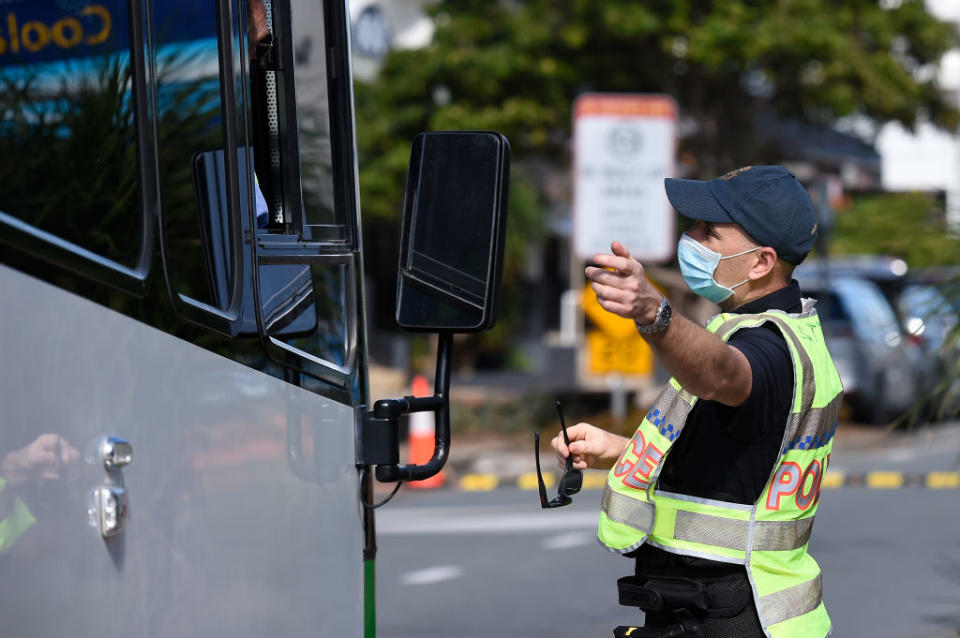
635, 296, 671, 334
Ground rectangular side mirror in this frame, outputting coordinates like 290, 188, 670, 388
395, 131, 510, 332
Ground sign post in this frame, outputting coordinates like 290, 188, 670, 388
571, 94, 677, 411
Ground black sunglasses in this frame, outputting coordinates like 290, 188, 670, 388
534, 401, 583, 508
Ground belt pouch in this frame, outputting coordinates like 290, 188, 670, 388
618, 576, 710, 613
618, 576, 663, 611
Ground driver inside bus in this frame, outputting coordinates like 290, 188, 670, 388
247, 0, 271, 60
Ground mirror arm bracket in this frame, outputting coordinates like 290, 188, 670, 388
358, 333, 453, 482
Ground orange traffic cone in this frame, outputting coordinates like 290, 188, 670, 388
407, 374, 445, 489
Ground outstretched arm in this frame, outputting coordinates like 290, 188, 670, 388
585, 242, 752, 406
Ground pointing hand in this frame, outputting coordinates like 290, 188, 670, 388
584, 242, 662, 325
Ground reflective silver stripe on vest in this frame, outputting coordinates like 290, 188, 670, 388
753, 517, 815, 551
646, 385, 695, 442
673, 510, 749, 551
759, 573, 822, 626
671, 510, 814, 552
715, 314, 764, 341
716, 314, 816, 413
763, 316, 816, 413
601, 485, 654, 533
784, 393, 842, 453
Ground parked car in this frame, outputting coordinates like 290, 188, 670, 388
794, 272, 924, 424
897, 283, 957, 355
897, 282, 960, 418
796, 256, 956, 417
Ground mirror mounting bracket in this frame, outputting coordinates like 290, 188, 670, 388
358, 332, 452, 482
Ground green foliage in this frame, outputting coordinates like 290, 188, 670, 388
831, 192, 958, 267
451, 394, 555, 435
354, 0, 959, 361
357, 0, 958, 174
450, 393, 650, 437
0, 59, 140, 266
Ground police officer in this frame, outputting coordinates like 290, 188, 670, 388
553, 166, 842, 638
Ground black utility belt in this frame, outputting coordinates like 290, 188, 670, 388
617, 574, 752, 618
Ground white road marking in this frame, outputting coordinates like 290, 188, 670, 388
542, 531, 593, 550
882, 448, 919, 463
400, 565, 463, 586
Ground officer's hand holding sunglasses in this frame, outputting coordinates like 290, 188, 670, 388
534, 402, 583, 508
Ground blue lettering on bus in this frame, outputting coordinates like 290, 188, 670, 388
0, 1, 216, 67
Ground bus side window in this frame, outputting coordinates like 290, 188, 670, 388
246, 0, 341, 240
152, 2, 242, 313
240, 0, 359, 387
287, 0, 340, 237
264, 262, 353, 382
0, 1, 146, 282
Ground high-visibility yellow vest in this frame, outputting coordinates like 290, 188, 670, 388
598, 305, 843, 638
0, 477, 36, 552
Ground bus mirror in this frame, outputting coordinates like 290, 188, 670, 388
394, 131, 509, 333
362, 132, 509, 485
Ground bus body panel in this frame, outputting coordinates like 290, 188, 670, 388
0, 264, 363, 637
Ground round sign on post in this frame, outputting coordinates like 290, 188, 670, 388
572, 94, 677, 263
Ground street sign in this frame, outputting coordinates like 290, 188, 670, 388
581, 285, 653, 377
572, 93, 677, 262
586, 330, 653, 376
581, 277, 638, 340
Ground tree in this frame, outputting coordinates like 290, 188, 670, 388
354, 0, 959, 361
831, 192, 957, 268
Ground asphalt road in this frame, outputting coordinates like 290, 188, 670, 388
374, 427, 960, 638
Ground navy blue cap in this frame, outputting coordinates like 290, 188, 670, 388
665, 166, 818, 265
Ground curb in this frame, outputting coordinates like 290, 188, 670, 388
450, 470, 960, 492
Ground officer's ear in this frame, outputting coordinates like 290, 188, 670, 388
748, 247, 779, 281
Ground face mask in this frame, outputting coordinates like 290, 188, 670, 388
677, 234, 761, 303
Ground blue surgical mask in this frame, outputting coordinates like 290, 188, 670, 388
677, 234, 760, 303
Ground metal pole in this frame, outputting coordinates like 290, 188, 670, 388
609, 373, 627, 423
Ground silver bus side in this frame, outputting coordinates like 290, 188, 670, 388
0, 0, 371, 635
0, 264, 363, 636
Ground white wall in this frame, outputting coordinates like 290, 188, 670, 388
876, 0, 960, 228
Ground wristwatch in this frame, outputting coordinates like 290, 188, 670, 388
635, 295, 672, 335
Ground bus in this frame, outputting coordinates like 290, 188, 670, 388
0, 1, 508, 636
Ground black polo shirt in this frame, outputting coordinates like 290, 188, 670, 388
635, 280, 802, 574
